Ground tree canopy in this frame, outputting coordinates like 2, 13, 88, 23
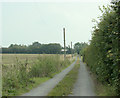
2, 42, 62, 54
74, 42, 88, 54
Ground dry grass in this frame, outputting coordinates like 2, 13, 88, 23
2, 54, 74, 73
1, 54, 40, 65
1, 54, 74, 65
2, 54, 75, 96
59, 54, 75, 62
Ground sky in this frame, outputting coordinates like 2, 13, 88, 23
1, 0, 111, 47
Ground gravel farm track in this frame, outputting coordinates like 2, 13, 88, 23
22, 56, 96, 96
70, 57, 96, 96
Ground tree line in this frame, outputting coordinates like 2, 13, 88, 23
1, 42, 87, 54
1, 42, 62, 54
81, 1, 120, 95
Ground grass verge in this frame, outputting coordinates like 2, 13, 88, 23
2, 55, 75, 96
96, 83, 116, 96
16, 77, 50, 96
48, 57, 80, 96
17, 58, 75, 96
18, 59, 75, 96
86, 66, 116, 96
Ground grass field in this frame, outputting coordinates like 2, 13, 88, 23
1, 54, 75, 96
2, 54, 44, 65
1, 54, 74, 65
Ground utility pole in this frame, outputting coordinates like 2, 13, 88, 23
71, 42, 73, 58
63, 28, 66, 59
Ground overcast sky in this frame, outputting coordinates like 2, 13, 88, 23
1, 0, 111, 47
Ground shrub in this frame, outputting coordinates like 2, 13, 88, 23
82, 2, 120, 95
29, 55, 70, 77
2, 54, 71, 96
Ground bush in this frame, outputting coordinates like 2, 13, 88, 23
29, 55, 70, 77
82, 2, 120, 96
2, 59, 30, 96
2, 54, 71, 96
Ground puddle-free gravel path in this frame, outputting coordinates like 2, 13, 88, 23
70, 57, 96, 96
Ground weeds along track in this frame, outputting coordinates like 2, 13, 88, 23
2, 54, 74, 96
48, 56, 80, 96
22, 56, 77, 96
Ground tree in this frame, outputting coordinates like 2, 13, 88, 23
74, 42, 88, 55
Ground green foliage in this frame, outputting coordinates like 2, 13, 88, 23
29, 55, 70, 77
2, 59, 30, 96
2, 42, 62, 54
74, 42, 88, 55
82, 2, 120, 96
2, 55, 71, 96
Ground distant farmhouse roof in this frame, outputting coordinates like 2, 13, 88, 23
61, 49, 67, 52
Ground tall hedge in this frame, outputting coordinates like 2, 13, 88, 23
83, 1, 120, 95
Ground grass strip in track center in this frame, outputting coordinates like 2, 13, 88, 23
48, 57, 80, 96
